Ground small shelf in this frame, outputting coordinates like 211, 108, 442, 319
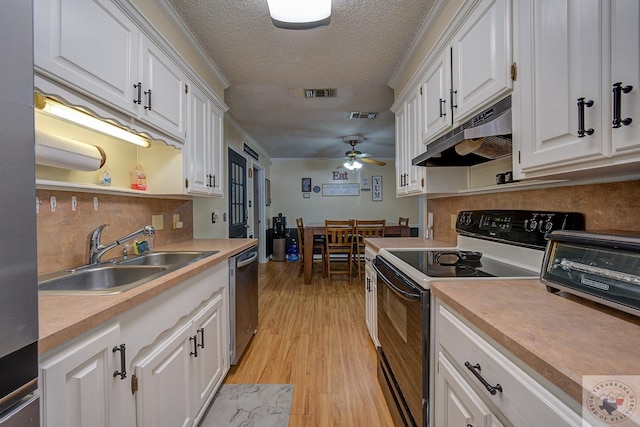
36, 179, 191, 200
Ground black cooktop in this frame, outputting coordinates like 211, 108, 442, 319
387, 250, 539, 278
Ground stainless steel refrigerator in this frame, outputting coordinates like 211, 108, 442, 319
0, 1, 40, 425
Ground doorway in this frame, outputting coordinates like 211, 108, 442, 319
228, 148, 247, 238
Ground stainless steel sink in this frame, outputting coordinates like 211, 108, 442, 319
117, 251, 217, 266
38, 265, 168, 295
38, 250, 219, 295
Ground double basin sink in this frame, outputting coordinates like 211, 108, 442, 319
38, 251, 219, 295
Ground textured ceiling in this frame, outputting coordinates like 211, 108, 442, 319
165, 0, 435, 161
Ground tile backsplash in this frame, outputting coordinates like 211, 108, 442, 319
36, 190, 193, 274
427, 179, 640, 244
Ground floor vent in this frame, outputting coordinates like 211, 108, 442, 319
349, 112, 378, 119
304, 88, 337, 98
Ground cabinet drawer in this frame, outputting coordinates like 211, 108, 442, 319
437, 304, 582, 427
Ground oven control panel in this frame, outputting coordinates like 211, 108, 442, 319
456, 210, 585, 248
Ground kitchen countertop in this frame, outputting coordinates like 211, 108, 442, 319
38, 238, 257, 354
431, 279, 640, 404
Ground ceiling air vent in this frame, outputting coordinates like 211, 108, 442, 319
349, 112, 378, 119
304, 88, 337, 98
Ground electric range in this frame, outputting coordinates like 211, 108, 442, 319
372, 209, 584, 427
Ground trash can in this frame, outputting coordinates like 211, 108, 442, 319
273, 238, 286, 261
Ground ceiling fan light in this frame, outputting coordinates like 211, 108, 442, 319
267, 0, 331, 30
344, 160, 362, 170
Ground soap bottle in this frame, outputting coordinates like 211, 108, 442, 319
130, 163, 147, 191
98, 164, 112, 186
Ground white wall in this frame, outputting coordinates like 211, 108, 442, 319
269, 158, 419, 227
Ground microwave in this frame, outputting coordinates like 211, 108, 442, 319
542, 230, 640, 317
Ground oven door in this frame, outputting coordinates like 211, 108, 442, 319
373, 256, 429, 427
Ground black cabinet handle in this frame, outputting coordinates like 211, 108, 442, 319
212, 175, 216, 188
112, 344, 127, 380
439, 98, 446, 117
577, 97, 595, 137
465, 362, 502, 395
133, 83, 142, 105
450, 88, 458, 112
197, 328, 205, 349
144, 89, 152, 110
189, 335, 198, 357
612, 82, 633, 128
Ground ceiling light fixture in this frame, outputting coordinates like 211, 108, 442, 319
267, 0, 331, 30
344, 159, 362, 170
35, 94, 150, 148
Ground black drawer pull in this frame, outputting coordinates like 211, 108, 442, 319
612, 82, 633, 128
465, 362, 503, 395
133, 83, 142, 105
197, 328, 205, 349
189, 335, 198, 357
439, 98, 446, 117
577, 97, 595, 137
112, 344, 127, 380
144, 89, 152, 110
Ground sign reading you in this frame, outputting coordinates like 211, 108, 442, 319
322, 183, 360, 196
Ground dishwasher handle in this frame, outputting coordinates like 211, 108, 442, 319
237, 250, 258, 268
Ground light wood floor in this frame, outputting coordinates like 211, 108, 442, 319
223, 260, 394, 426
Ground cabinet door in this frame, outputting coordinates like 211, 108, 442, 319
208, 104, 225, 196
364, 248, 378, 346
451, 0, 511, 122
34, 0, 139, 115
40, 323, 125, 427
134, 322, 194, 427
191, 291, 227, 417
404, 88, 426, 195
516, 0, 605, 174
186, 82, 211, 195
435, 352, 505, 427
140, 36, 187, 142
610, 0, 640, 156
395, 104, 409, 196
421, 49, 451, 143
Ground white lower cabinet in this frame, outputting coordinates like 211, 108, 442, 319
39, 261, 229, 427
364, 245, 378, 346
436, 352, 504, 427
134, 290, 226, 427
434, 299, 585, 427
39, 323, 126, 427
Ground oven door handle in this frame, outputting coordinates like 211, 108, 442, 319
373, 261, 422, 301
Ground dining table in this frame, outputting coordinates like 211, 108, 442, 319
302, 223, 410, 284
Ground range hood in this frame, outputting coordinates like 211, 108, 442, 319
412, 95, 512, 167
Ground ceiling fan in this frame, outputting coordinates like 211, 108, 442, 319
341, 136, 386, 170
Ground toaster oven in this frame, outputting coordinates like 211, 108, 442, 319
542, 230, 640, 316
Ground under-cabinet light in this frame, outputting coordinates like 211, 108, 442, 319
35, 94, 150, 148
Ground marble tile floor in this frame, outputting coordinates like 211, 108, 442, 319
199, 384, 293, 427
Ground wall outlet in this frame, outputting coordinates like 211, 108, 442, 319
451, 214, 457, 229
152, 215, 164, 230
172, 214, 180, 229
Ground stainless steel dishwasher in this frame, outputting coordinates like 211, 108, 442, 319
229, 246, 258, 365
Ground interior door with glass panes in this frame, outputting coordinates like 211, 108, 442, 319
228, 148, 247, 238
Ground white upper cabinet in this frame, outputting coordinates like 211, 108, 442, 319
514, 0, 640, 178
138, 36, 187, 141
610, 0, 640, 156
515, 0, 604, 174
34, 0, 187, 143
418, 0, 512, 146
34, 0, 140, 115
395, 89, 427, 197
185, 81, 225, 197
421, 50, 451, 143
450, 0, 512, 123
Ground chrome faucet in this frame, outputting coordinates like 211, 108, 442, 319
87, 224, 155, 264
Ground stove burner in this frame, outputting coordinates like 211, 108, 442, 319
435, 251, 483, 266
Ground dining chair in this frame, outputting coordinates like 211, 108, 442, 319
296, 218, 326, 278
354, 219, 386, 280
324, 220, 355, 285
398, 217, 409, 227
